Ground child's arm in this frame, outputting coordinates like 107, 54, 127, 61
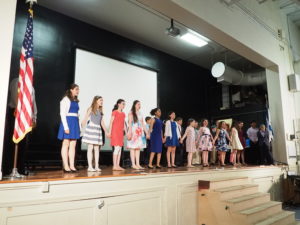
81, 108, 92, 128
141, 116, 150, 138
196, 127, 203, 143
101, 118, 108, 136
127, 113, 133, 139
108, 115, 115, 138
226, 130, 232, 142
180, 128, 189, 143
149, 118, 155, 133
213, 129, 220, 143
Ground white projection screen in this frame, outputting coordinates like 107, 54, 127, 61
74, 48, 157, 151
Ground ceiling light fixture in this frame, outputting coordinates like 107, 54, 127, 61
166, 19, 181, 37
180, 32, 208, 47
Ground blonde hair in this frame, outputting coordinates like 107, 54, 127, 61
90, 96, 103, 115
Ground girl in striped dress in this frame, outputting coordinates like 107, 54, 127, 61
82, 96, 108, 172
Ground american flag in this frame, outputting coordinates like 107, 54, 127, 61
13, 9, 34, 144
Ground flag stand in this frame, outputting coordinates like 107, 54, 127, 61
5, 144, 25, 179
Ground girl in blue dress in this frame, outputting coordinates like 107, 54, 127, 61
148, 108, 164, 169
165, 111, 181, 168
58, 84, 80, 172
213, 121, 231, 167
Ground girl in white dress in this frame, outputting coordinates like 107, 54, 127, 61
230, 121, 243, 166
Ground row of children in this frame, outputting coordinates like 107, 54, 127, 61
57, 84, 274, 173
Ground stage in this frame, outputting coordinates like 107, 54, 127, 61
0, 164, 285, 184
0, 165, 287, 225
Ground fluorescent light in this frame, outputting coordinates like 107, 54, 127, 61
180, 33, 208, 47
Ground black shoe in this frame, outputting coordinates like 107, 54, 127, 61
156, 165, 162, 169
172, 165, 177, 168
63, 169, 71, 173
70, 168, 78, 173
148, 165, 154, 169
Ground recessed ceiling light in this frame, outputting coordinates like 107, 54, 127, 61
180, 33, 208, 47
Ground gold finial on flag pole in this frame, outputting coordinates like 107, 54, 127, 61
25, 0, 37, 9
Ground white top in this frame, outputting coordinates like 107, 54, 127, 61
231, 127, 243, 150
60, 96, 80, 131
164, 120, 181, 139
247, 127, 258, 142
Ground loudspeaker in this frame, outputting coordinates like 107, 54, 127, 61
288, 74, 300, 92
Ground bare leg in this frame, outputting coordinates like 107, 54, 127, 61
94, 145, 101, 171
167, 147, 172, 167
130, 149, 138, 169
136, 149, 143, 169
69, 140, 77, 170
87, 144, 94, 171
237, 151, 241, 164
148, 152, 155, 167
113, 146, 120, 170
157, 153, 161, 166
117, 147, 124, 170
171, 147, 176, 166
241, 150, 246, 165
187, 152, 194, 167
61, 139, 71, 171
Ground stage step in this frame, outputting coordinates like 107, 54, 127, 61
214, 184, 259, 200
239, 201, 282, 224
198, 177, 297, 225
202, 176, 249, 189
225, 192, 270, 212
254, 211, 295, 225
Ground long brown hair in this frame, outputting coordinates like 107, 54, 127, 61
64, 83, 79, 102
90, 96, 103, 115
112, 99, 125, 111
131, 100, 140, 123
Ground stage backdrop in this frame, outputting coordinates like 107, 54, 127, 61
74, 48, 157, 151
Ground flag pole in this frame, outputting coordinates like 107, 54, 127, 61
6, 144, 24, 179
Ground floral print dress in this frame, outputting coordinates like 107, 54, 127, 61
127, 111, 146, 149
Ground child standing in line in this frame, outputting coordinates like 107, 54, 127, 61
180, 119, 197, 168
175, 117, 185, 167
210, 125, 217, 165
57, 84, 80, 173
165, 111, 181, 168
143, 116, 152, 165
213, 121, 231, 167
81, 96, 108, 172
148, 108, 164, 169
127, 100, 149, 170
197, 119, 213, 167
237, 121, 247, 165
230, 121, 244, 167
192, 121, 201, 165
108, 99, 127, 171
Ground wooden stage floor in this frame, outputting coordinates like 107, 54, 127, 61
0, 164, 281, 184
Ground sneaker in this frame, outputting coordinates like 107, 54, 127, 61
95, 168, 101, 172
88, 168, 96, 172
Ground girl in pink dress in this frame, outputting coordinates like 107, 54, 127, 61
180, 119, 197, 168
108, 99, 127, 171
197, 119, 214, 167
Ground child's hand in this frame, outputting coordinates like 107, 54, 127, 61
180, 139, 183, 144
127, 132, 132, 140
65, 129, 70, 134
162, 137, 166, 143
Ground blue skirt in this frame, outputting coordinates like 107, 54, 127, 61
165, 136, 179, 147
58, 116, 80, 140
